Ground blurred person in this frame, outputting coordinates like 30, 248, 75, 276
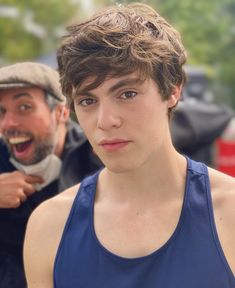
0, 62, 101, 288
24, 3, 235, 288
171, 98, 234, 166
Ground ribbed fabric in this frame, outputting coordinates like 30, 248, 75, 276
54, 158, 235, 288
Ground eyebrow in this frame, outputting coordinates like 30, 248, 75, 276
13, 92, 34, 100
75, 77, 143, 98
109, 78, 142, 93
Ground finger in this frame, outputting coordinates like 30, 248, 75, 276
23, 183, 37, 196
12, 198, 21, 209
19, 190, 27, 203
24, 175, 44, 184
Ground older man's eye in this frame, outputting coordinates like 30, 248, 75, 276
19, 104, 32, 112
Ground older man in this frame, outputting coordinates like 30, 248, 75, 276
0, 62, 101, 288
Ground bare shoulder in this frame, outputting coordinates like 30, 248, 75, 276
24, 183, 80, 288
208, 167, 235, 272
208, 167, 235, 209
26, 182, 81, 248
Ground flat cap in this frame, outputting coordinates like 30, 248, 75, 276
0, 62, 65, 102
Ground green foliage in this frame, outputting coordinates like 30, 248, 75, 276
1, 0, 234, 106
0, 0, 78, 64
0, 17, 42, 60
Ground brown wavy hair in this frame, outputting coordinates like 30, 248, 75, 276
57, 3, 187, 109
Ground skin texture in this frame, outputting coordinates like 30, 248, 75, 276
24, 74, 235, 288
0, 87, 69, 208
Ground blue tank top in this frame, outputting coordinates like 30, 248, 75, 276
54, 158, 235, 288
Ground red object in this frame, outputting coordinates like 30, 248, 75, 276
215, 138, 235, 177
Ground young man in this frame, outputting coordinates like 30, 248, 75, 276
24, 3, 235, 288
0, 62, 101, 288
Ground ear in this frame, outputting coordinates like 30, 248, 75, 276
167, 85, 182, 109
55, 104, 70, 124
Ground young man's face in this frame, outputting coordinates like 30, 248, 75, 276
74, 72, 179, 173
0, 87, 59, 165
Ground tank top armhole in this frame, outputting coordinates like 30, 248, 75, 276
202, 164, 235, 280
53, 181, 85, 286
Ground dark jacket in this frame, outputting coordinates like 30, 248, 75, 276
0, 120, 102, 288
171, 100, 234, 166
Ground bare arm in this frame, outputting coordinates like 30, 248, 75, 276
0, 171, 43, 208
24, 202, 54, 288
24, 184, 79, 288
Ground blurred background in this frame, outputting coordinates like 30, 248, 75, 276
1, 0, 235, 174
0, 0, 234, 107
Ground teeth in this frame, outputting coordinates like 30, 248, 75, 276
9, 137, 31, 145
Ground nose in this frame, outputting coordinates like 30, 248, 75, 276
0, 111, 20, 132
97, 101, 122, 131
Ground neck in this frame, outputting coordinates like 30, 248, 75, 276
97, 147, 187, 204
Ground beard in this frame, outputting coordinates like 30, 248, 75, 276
4, 129, 57, 165
23, 138, 55, 165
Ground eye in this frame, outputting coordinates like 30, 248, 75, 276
18, 103, 32, 112
120, 91, 137, 100
76, 97, 97, 107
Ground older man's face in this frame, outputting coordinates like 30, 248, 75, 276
0, 87, 58, 165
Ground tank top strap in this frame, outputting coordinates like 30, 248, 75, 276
186, 156, 208, 176
184, 157, 210, 216
70, 170, 100, 214
80, 170, 100, 190
186, 157, 235, 282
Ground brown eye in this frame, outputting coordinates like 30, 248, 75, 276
120, 91, 137, 99
76, 98, 97, 107
19, 104, 32, 111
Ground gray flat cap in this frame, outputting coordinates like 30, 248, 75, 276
0, 62, 65, 102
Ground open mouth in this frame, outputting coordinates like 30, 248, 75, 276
8, 136, 33, 154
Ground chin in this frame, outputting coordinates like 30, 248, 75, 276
96, 150, 144, 173
13, 157, 33, 166
12, 152, 37, 166
104, 160, 139, 174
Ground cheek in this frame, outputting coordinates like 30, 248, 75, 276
135, 101, 167, 127
28, 114, 56, 136
31, 117, 49, 129
136, 106, 169, 148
